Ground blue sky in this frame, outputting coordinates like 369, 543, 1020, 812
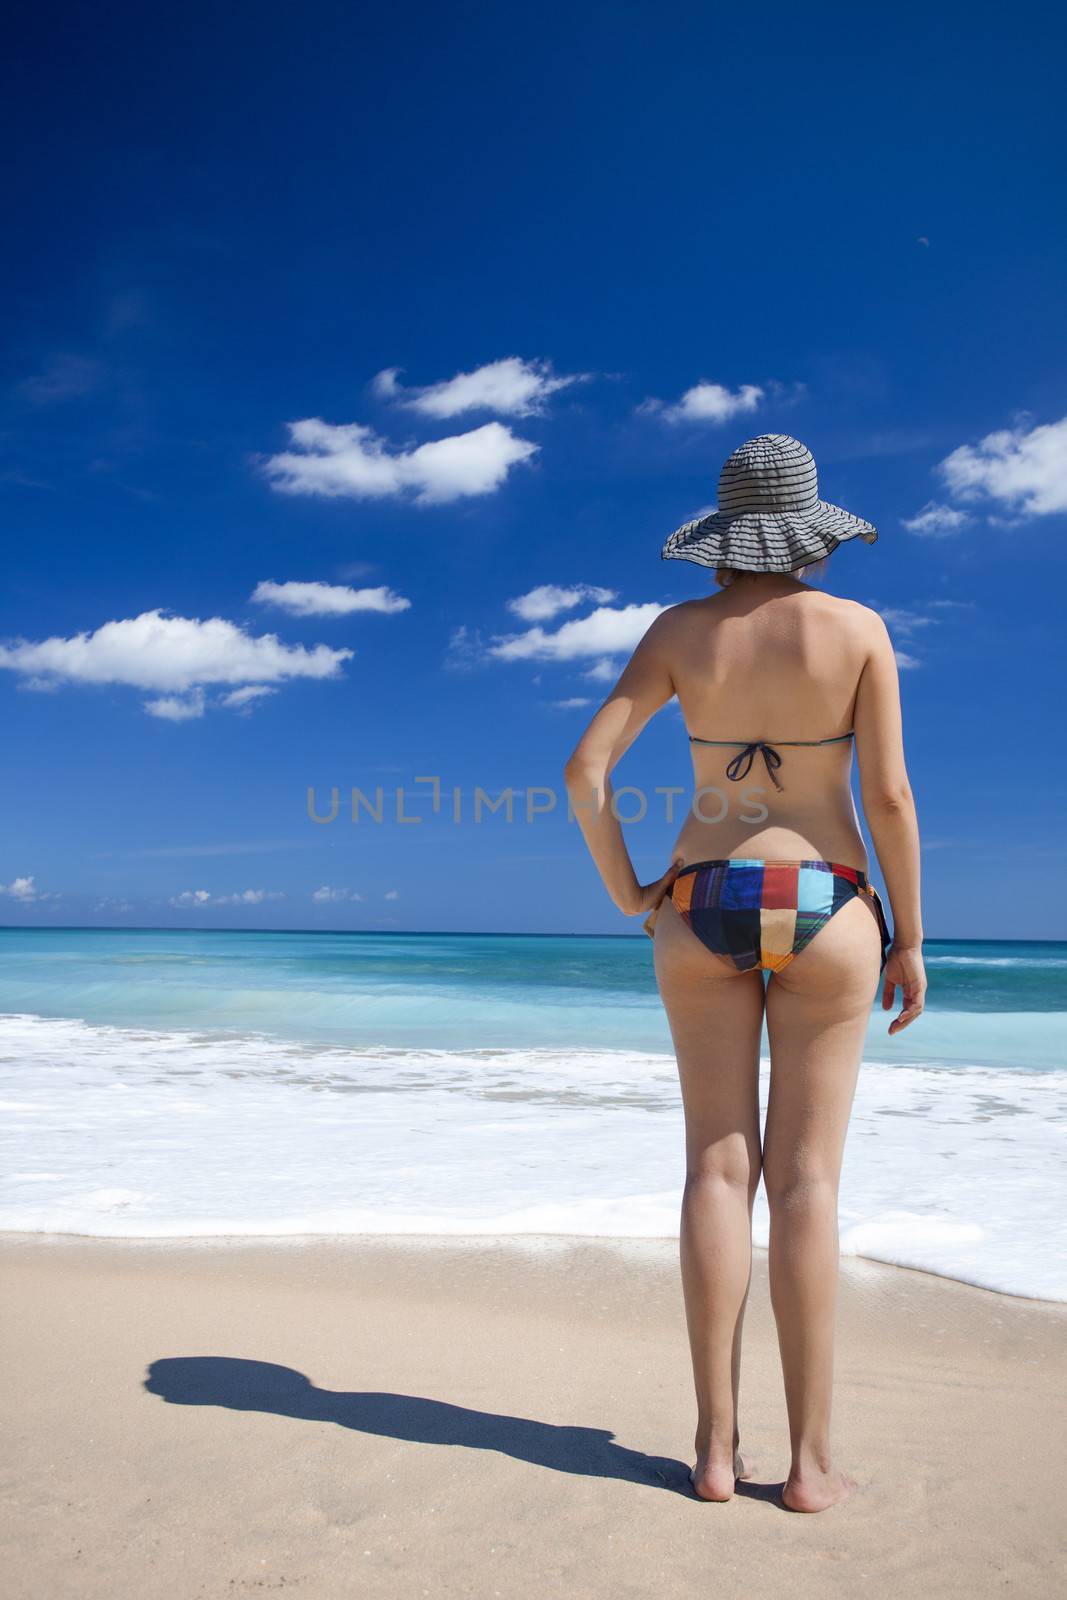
3, 0, 1065, 938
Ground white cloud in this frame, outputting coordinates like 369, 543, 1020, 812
551, 697, 593, 709
146, 688, 206, 721
938, 416, 1067, 516
311, 885, 364, 903
875, 600, 971, 666
506, 583, 617, 622
334, 560, 378, 581
1, 875, 38, 901
170, 888, 284, 907
373, 357, 581, 418
641, 381, 764, 426
252, 580, 411, 617
443, 624, 485, 672
584, 658, 622, 682
901, 501, 971, 537
0, 610, 353, 716
261, 418, 536, 505
879, 608, 937, 636
219, 685, 277, 712
383, 889, 399, 901
489, 602, 668, 663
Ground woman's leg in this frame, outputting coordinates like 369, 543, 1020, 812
762, 893, 882, 1512
654, 897, 765, 1501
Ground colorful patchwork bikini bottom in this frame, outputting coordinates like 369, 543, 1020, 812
647, 857, 891, 974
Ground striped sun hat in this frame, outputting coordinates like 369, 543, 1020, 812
661, 434, 877, 573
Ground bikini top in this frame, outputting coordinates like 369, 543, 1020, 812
688, 731, 854, 793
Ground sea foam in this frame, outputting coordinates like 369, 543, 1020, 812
2, 1012, 1064, 1301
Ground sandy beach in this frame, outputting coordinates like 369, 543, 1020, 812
2, 1235, 1063, 1599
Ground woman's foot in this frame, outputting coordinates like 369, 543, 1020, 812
689, 1448, 756, 1502
781, 1465, 856, 1513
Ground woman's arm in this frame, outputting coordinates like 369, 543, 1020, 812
853, 612, 927, 1032
563, 614, 681, 915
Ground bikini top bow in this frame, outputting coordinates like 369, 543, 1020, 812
688, 730, 855, 794
723, 741, 785, 792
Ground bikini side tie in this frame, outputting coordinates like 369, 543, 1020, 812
724, 741, 785, 792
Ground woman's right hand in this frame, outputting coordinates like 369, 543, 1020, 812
623, 859, 684, 916
882, 944, 927, 1034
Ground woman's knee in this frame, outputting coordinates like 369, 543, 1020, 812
762, 1163, 840, 1215
685, 1135, 761, 1196
683, 1169, 761, 1212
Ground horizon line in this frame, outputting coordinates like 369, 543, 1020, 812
1, 925, 1064, 945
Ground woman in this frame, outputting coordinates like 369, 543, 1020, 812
563, 434, 926, 1514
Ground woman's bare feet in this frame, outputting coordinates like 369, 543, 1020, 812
781, 1465, 856, 1513
689, 1448, 756, 1502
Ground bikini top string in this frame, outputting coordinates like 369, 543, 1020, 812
687, 731, 855, 795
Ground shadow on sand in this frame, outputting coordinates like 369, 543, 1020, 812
144, 1356, 783, 1504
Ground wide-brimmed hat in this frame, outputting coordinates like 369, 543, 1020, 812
661, 433, 877, 573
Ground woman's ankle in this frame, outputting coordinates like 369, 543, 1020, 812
789, 1442, 834, 1477
695, 1421, 739, 1461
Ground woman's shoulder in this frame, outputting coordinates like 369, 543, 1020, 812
804, 591, 889, 635
638, 596, 728, 654
645, 590, 890, 640
640, 595, 715, 637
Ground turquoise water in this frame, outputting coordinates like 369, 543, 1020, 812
1, 928, 1064, 1295
1, 927, 1064, 1065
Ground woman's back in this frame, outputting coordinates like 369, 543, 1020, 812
658, 575, 877, 868
563, 433, 926, 1512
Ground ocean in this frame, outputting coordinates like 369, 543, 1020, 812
2, 927, 1064, 1301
